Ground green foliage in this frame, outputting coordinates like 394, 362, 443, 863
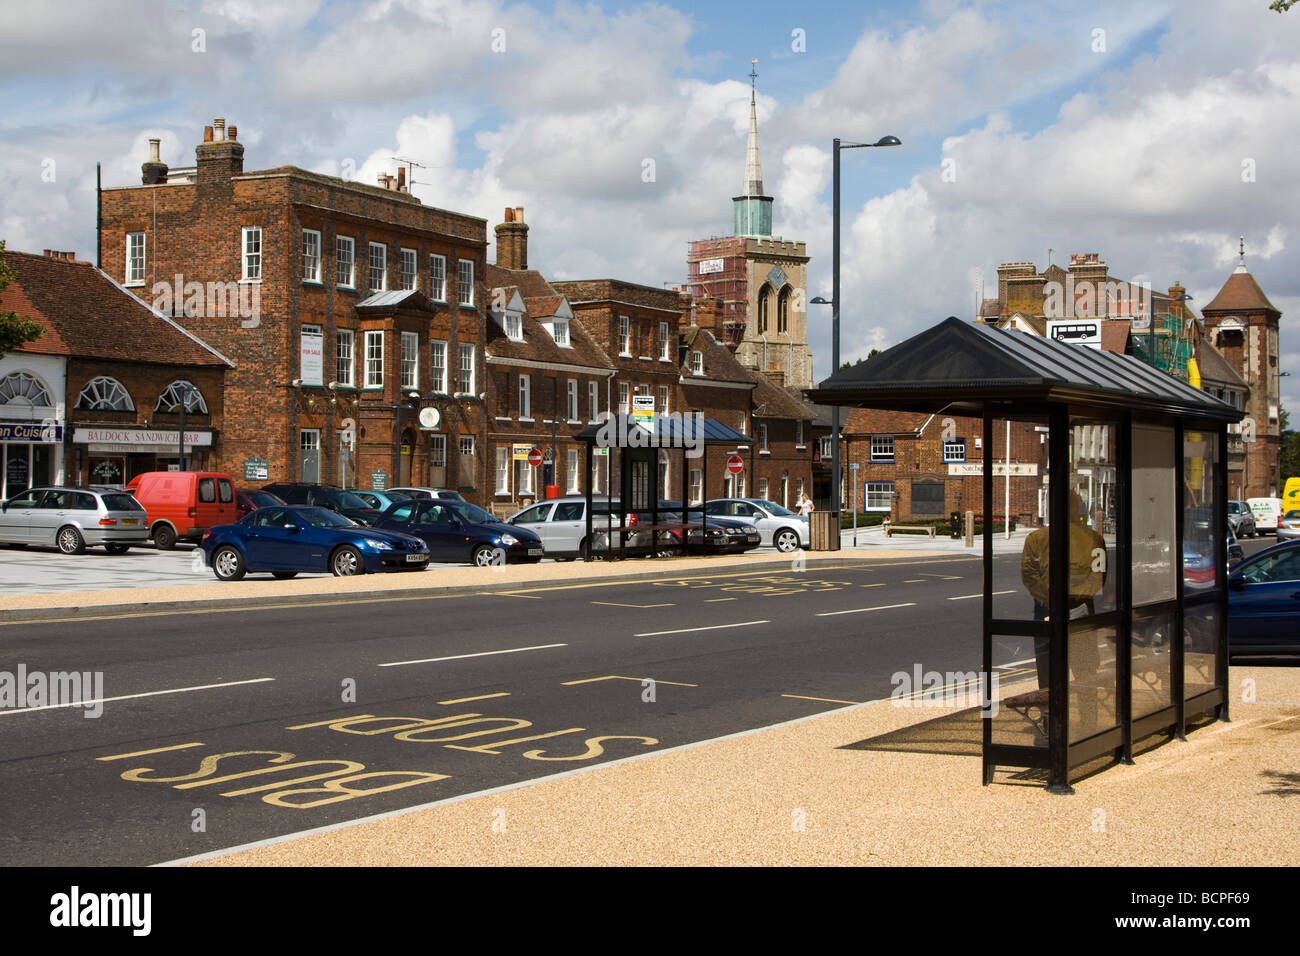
1269, 0, 1295, 11
0, 241, 45, 357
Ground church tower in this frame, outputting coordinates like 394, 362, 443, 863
1200, 239, 1284, 498
687, 61, 813, 389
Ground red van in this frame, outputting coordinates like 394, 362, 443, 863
124, 471, 238, 549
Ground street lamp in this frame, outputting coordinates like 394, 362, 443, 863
175, 382, 195, 471
811, 134, 901, 520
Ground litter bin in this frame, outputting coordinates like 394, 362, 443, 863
810, 510, 840, 551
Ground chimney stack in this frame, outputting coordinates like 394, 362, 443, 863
495, 205, 529, 270
141, 137, 169, 185
196, 115, 244, 191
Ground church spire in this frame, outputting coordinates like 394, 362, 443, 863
733, 59, 774, 238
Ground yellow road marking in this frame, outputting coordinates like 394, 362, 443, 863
562, 675, 698, 687
705, 597, 737, 602
437, 692, 512, 705
590, 601, 675, 608
782, 694, 862, 705
860, 583, 886, 588
482, 591, 543, 599
97, 742, 204, 761
903, 578, 925, 583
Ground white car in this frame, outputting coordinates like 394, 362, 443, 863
385, 487, 464, 501
704, 498, 809, 552
508, 496, 618, 559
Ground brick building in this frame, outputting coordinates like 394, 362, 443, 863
0, 248, 231, 498
98, 120, 488, 499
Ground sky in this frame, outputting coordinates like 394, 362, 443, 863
2, 0, 1298, 414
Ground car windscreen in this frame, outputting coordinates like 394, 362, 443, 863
298, 507, 356, 528
447, 501, 496, 524
336, 491, 370, 510
101, 494, 145, 511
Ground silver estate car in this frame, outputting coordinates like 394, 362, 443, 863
0, 486, 150, 554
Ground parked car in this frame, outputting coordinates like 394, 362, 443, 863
507, 495, 619, 559
1228, 539, 1300, 656
0, 486, 150, 554
236, 488, 287, 521
1247, 497, 1284, 535
705, 498, 809, 552
124, 471, 238, 549
260, 483, 381, 526
354, 489, 412, 512
199, 505, 429, 579
1276, 509, 1300, 542
1227, 499, 1257, 538
658, 501, 762, 554
1228, 525, 1245, 563
375, 497, 544, 565
384, 487, 464, 501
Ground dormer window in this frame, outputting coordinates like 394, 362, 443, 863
690, 350, 703, 375
551, 319, 570, 347
505, 312, 523, 341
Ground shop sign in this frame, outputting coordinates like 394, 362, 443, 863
243, 457, 269, 481
0, 422, 62, 442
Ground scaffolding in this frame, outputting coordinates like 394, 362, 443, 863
1130, 311, 1193, 382
686, 237, 748, 346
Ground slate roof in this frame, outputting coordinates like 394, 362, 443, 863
1195, 339, 1247, 389
679, 326, 756, 387
483, 264, 612, 371
1, 250, 231, 367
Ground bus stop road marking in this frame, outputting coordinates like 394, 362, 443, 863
562, 676, 698, 687
379, 644, 567, 667
635, 621, 770, 638
704, 597, 736, 602
97, 742, 205, 761
437, 692, 512, 705
814, 603, 916, 617
0, 677, 276, 717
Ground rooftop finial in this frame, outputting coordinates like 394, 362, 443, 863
743, 59, 764, 196
1235, 235, 1247, 273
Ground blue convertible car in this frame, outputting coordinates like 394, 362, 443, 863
199, 505, 430, 579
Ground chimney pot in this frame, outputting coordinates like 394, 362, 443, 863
377, 172, 388, 187
227, 125, 237, 141
514, 206, 524, 223
149, 138, 161, 163
203, 125, 213, 143
397, 167, 406, 190
503, 207, 514, 223
213, 117, 225, 141
43, 249, 52, 257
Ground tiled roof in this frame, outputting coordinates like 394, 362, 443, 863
1202, 269, 1280, 314
679, 326, 755, 386
1100, 320, 1130, 354
1, 250, 231, 367
484, 263, 612, 371
745, 369, 812, 420
1195, 339, 1247, 388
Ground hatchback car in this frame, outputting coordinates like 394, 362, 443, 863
200, 505, 430, 579
705, 498, 809, 552
508, 496, 619, 559
1228, 540, 1300, 656
375, 498, 544, 565
0, 486, 149, 554
1227, 499, 1257, 538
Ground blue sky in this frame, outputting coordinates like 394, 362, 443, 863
2, 0, 1298, 417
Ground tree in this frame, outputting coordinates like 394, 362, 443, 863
838, 349, 880, 372
1270, 0, 1296, 10
1280, 403, 1299, 485
0, 241, 45, 357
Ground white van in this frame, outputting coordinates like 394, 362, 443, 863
1247, 497, 1284, 533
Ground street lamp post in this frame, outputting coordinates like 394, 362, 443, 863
811, 134, 901, 526
176, 382, 194, 470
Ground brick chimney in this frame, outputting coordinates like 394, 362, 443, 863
495, 206, 529, 271
141, 137, 169, 185
196, 116, 244, 192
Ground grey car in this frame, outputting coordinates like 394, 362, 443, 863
1278, 509, 1300, 542
705, 498, 810, 552
508, 495, 618, 559
0, 486, 150, 554
385, 487, 464, 501
1227, 500, 1257, 538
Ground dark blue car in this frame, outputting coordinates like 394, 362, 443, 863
200, 505, 430, 580
1229, 539, 1300, 656
374, 498, 544, 565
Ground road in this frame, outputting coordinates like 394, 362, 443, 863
0, 553, 1027, 865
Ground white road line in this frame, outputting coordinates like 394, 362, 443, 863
0, 677, 275, 717
814, 603, 915, 617
379, 643, 567, 667
947, 590, 1016, 601
635, 620, 769, 637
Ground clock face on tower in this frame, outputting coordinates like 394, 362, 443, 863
767, 265, 787, 288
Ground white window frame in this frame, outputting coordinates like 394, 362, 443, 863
429, 254, 447, 301
619, 315, 631, 355
552, 319, 569, 347
516, 457, 534, 496
336, 235, 355, 288
400, 247, 417, 291
458, 259, 475, 306
796, 420, 805, 448
460, 435, 475, 458
758, 477, 769, 501
126, 232, 146, 286
567, 449, 581, 494
430, 434, 447, 468
588, 382, 599, 421
870, 435, 895, 462
401, 331, 419, 391
690, 469, 703, 506
759, 423, 769, 453
659, 322, 671, 361
457, 343, 475, 395
242, 226, 262, 281
819, 436, 833, 459
495, 446, 510, 495
690, 350, 703, 375
942, 438, 966, 463
364, 330, 384, 388
519, 373, 531, 420
866, 481, 894, 512
567, 379, 579, 422
505, 312, 523, 341
335, 330, 354, 387
618, 382, 630, 414
430, 340, 448, 394
368, 242, 387, 293
301, 229, 322, 283
658, 385, 669, 415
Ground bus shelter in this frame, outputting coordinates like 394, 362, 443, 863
575, 414, 752, 561
806, 317, 1242, 792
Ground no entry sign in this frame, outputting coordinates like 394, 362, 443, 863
527, 447, 544, 467
726, 454, 744, 475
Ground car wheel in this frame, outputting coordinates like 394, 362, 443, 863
331, 546, 365, 576
212, 546, 246, 581
105, 543, 130, 555
774, 528, 800, 553
272, 571, 298, 579
153, 524, 177, 550
56, 525, 87, 555
472, 544, 506, 566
